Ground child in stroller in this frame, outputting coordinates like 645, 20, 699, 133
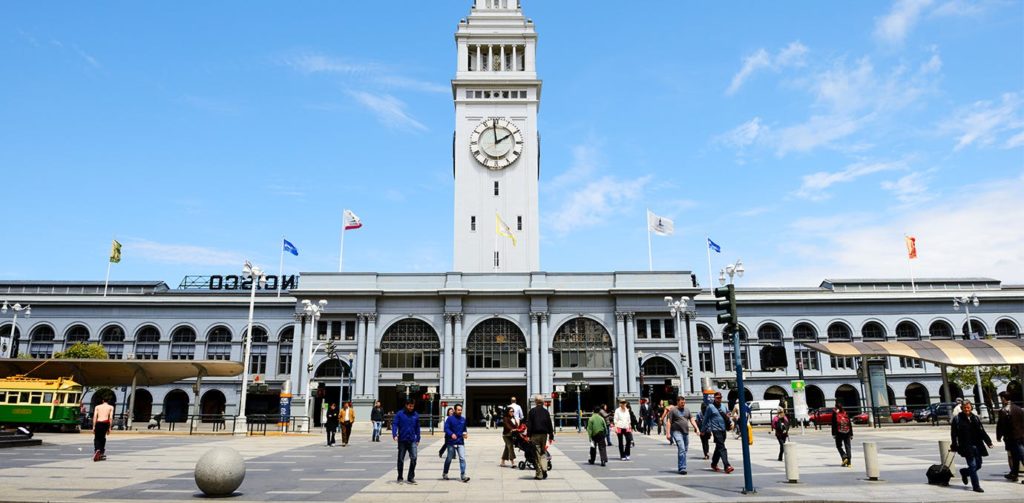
511, 424, 552, 471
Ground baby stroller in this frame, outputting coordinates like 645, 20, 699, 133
512, 425, 552, 471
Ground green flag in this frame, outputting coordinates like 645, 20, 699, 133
109, 240, 122, 264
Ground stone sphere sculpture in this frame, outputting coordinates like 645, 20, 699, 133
194, 447, 245, 496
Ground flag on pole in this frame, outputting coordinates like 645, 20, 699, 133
905, 235, 917, 259
109, 240, 122, 263
496, 213, 517, 246
646, 211, 674, 236
343, 210, 362, 230
283, 239, 299, 256
707, 238, 721, 253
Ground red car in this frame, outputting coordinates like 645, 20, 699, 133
810, 408, 834, 425
889, 407, 913, 423
852, 412, 869, 424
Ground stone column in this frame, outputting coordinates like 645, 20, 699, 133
625, 313, 639, 394
355, 315, 368, 396
529, 313, 540, 397
685, 313, 701, 395
540, 313, 551, 396
453, 314, 464, 397
614, 313, 627, 397
289, 315, 304, 400
443, 313, 454, 396
363, 314, 377, 397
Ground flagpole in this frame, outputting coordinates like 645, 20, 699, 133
278, 236, 285, 298
646, 210, 653, 271
103, 260, 112, 297
706, 235, 714, 292
339, 210, 347, 272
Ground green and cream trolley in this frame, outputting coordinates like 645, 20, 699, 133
0, 375, 83, 429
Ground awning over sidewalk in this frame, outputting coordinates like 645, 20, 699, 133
0, 359, 243, 386
804, 339, 1024, 367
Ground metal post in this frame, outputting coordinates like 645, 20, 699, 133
126, 371, 138, 430
557, 394, 562, 431
962, 302, 986, 420
429, 395, 434, 436
576, 388, 582, 433
734, 327, 755, 493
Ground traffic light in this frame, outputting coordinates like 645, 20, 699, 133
759, 346, 788, 370
714, 284, 737, 328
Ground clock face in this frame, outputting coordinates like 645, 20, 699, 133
470, 118, 524, 170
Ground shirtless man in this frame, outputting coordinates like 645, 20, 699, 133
92, 397, 115, 461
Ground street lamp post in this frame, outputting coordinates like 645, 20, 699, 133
721, 259, 754, 494
343, 352, 356, 405
953, 293, 987, 420
1, 301, 30, 359
664, 297, 694, 394
236, 261, 267, 434
303, 299, 328, 432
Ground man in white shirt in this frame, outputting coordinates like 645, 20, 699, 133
508, 396, 524, 422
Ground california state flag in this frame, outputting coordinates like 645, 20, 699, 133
905, 235, 917, 259
344, 209, 362, 230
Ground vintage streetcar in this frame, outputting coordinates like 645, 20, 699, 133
0, 375, 83, 431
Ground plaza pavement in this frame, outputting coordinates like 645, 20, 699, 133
0, 423, 1022, 502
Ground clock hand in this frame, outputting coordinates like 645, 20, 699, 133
492, 125, 498, 144
496, 133, 512, 144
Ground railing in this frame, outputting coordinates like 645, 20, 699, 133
243, 415, 309, 436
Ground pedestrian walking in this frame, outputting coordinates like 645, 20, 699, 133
697, 403, 711, 460
587, 405, 608, 466
995, 391, 1024, 483
952, 400, 993, 493
613, 400, 633, 460
771, 408, 790, 461
439, 407, 454, 458
639, 400, 650, 435
325, 403, 339, 446
371, 400, 384, 442
91, 397, 114, 461
501, 406, 519, 467
392, 399, 421, 484
663, 395, 699, 475
600, 404, 613, 446
704, 392, 734, 473
508, 396, 524, 422
628, 403, 638, 447
830, 403, 854, 467
442, 404, 471, 482
526, 394, 554, 480
340, 402, 355, 446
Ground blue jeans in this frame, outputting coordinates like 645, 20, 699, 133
1009, 439, 1024, 477
960, 445, 983, 490
671, 431, 689, 472
444, 444, 467, 477
711, 430, 731, 468
397, 441, 417, 480
605, 424, 612, 445
372, 421, 383, 441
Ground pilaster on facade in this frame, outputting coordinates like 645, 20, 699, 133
539, 312, 551, 396
528, 312, 541, 397
624, 312, 639, 396
442, 313, 456, 397
614, 312, 627, 397
452, 313, 465, 398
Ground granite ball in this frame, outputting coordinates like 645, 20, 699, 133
194, 447, 245, 496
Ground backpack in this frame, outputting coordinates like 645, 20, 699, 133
836, 411, 851, 435
774, 416, 789, 436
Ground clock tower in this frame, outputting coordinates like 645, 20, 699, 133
452, 0, 541, 273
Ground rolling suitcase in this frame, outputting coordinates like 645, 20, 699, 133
926, 451, 955, 486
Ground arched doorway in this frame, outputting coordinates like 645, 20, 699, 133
835, 384, 861, 413
465, 318, 527, 426
91, 387, 117, 409
552, 317, 614, 413
806, 385, 826, 410
887, 386, 896, 407
905, 383, 929, 410
727, 388, 753, 410
641, 356, 677, 405
764, 385, 790, 414
132, 389, 153, 422
378, 319, 440, 416
200, 389, 227, 417
163, 389, 190, 423
314, 359, 352, 427
939, 383, 964, 402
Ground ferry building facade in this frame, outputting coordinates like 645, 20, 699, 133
2, 1, 1022, 426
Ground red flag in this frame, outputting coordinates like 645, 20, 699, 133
905, 236, 917, 259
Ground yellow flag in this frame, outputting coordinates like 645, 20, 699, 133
495, 213, 516, 247
109, 240, 122, 264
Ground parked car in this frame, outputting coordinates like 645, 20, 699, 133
852, 412, 869, 424
810, 407, 833, 425
746, 400, 786, 426
889, 406, 913, 423
913, 402, 956, 423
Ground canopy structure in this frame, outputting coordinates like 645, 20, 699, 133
804, 339, 1024, 367
0, 359, 243, 386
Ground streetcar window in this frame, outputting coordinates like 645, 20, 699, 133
0, 391, 5, 401
19, 392, 29, 403
30, 392, 42, 404
44, 393, 53, 403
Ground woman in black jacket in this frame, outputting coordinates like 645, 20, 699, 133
951, 400, 994, 493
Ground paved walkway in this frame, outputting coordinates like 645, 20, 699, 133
1, 425, 1022, 502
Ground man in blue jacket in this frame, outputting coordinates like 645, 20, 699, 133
392, 398, 421, 484
443, 403, 471, 482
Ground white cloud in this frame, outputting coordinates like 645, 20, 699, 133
940, 92, 1023, 151
547, 176, 650, 234
128, 240, 248, 267
931, 0, 986, 17
874, 0, 934, 45
795, 160, 906, 200
919, 52, 942, 74
881, 171, 933, 204
547, 144, 599, 191
72, 44, 100, 69
718, 117, 766, 148
726, 42, 808, 95
346, 90, 427, 132
282, 52, 447, 93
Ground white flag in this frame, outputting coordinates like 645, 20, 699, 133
343, 209, 362, 230
647, 210, 674, 236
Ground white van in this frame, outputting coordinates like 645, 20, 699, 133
746, 399, 786, 426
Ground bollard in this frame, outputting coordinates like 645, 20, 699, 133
938, 440, 956, 471
783, 442, 799, 483
863, 441, 880, 481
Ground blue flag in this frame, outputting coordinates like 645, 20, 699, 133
283, 239, 299, 256
707, 238, 721, 253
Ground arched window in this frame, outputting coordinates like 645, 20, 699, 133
696, 325, 713, 341
792, 323, 817, 341
721, 326, 748, 340
101, 326, 125, 359
278, 327, 294, 375
243, 327, 269, 374
243, 326, 269, 343
380, 319, 440, 369
170, 327, 196, 360
134, 325, 161, 360
135, 325, 161, 342
827, 322, 852, 341
757, 324, 782, 345
994, 319, 1020, 338
861, 321, 886, 341
962, 320, 986, 339
467, 318, 526, 368
895, 321, 920, 340
642, 356, 676, 376
315, 359, 351, 378
697, 325, 714, 373
552, 318, 612, 369
928, 320, 953, 340
206, 325, 232, 360
207, 326, 232, 343
29, 325, 55, 359
65, 324, 90, 346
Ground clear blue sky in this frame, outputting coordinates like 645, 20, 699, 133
2, 1, 1022, 287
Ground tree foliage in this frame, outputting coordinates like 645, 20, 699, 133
949, 365, 1013, 389
54, 342, 109, 359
